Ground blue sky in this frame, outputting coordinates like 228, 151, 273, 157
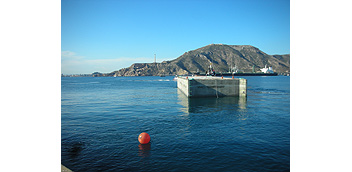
61, 0, 290, 74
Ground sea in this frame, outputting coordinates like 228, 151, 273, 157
61, 76, 290, 172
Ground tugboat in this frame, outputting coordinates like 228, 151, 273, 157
206, 63, 216, 76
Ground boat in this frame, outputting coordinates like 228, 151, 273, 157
260, 65, 274, 74
173, 75, 178, 81
193, 64, 278, 76
225, 65, 277, 76
221, 72, 278, 76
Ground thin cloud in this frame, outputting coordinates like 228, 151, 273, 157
61, 51, 152, 74
61, 50, 83, 61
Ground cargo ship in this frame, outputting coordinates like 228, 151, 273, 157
220, 72, 278, 76
193, 64, 278, 76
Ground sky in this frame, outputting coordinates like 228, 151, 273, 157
61, 0, 290, 74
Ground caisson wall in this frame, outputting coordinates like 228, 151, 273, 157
177, 76, 247, 97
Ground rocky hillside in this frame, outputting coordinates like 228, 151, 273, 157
109, 44, 290, 76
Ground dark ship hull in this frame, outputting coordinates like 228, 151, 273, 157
193, 72, 278, 76
220, 73, 278, 76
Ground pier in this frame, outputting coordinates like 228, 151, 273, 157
61, 164, 73, 172
177, 76, 247, 97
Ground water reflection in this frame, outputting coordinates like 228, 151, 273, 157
138, 143, 151, 158
177, 89, 247, 114
238, 96, 247, 110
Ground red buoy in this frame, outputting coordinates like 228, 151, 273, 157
138, 132, 151, 144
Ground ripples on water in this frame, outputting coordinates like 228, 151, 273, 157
62, 76, 290, 171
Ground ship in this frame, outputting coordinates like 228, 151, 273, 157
193, 64, 278, 76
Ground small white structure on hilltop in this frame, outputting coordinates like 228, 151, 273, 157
260, 65, 274, 73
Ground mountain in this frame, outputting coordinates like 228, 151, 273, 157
109, 44, 290, 76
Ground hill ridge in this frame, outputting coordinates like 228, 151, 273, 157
110, 44, 290, 76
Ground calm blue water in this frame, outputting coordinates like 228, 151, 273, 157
61, 76, 290, 172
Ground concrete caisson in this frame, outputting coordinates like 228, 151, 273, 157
177, 76, 247, 97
